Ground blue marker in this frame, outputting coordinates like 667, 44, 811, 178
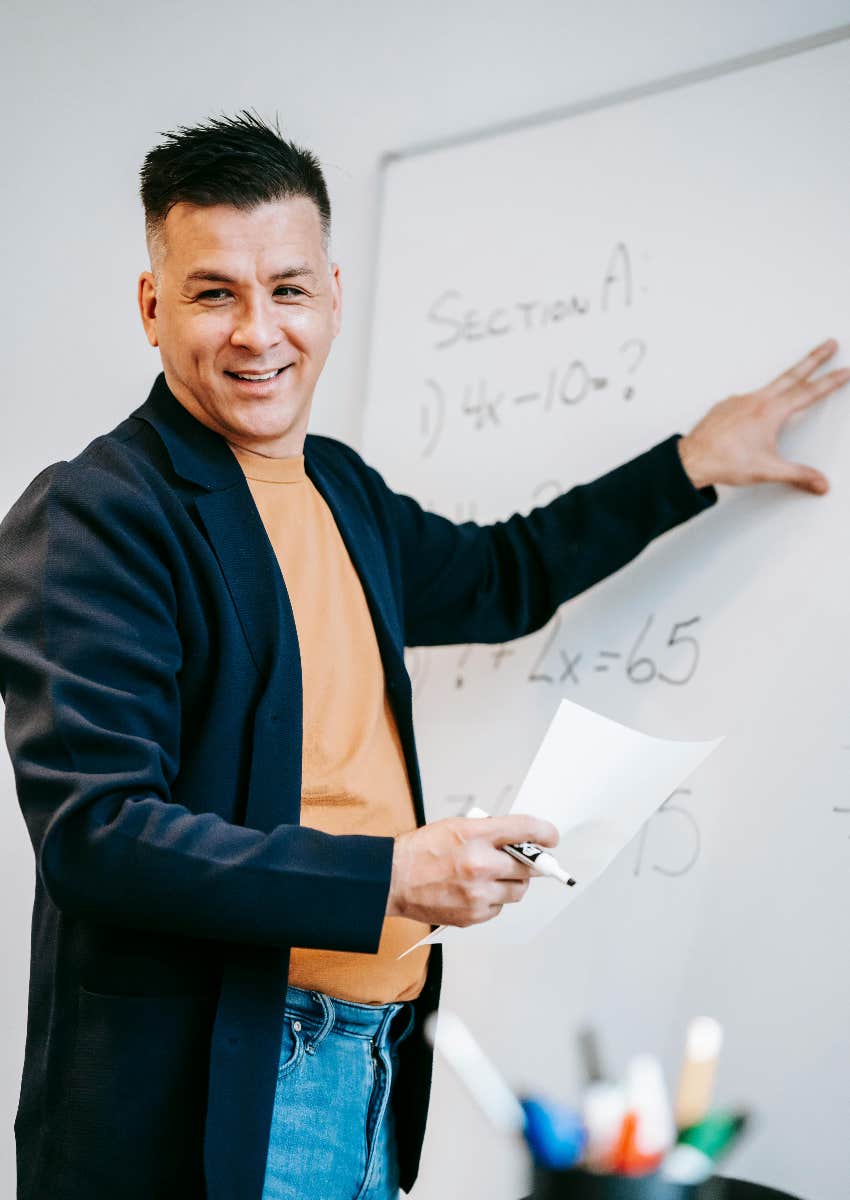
423, 1010, 585, 1169
522, 1097, 586, 1169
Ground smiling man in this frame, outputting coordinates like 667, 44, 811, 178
138, 195, 341, 456
0, 111, 847, 1200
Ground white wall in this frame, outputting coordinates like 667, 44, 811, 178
1, 2, 848, 1195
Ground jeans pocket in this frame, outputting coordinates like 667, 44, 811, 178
277, 1017, 306, 1079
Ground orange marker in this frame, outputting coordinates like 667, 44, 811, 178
611, 1055, 674, 1175
611, 1111, 664, 1175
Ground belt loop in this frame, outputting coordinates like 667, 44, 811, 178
393, 1002, 416, 1048
305, 990, 335, 1054
374, 1002, 402, 1052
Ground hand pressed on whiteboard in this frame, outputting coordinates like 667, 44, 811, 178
677, 338, 850, 493
385, 813, 558, 928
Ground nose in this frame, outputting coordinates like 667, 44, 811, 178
229, 298, 283, 355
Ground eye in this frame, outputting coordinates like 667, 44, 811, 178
274, 286, 305, 298
197, 289, 232, 302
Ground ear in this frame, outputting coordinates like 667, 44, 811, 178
330, 262, 342, 338
138, 272, 159, 347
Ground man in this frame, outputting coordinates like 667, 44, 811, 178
0, 111, 846, 1200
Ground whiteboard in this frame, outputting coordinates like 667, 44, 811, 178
362, 30, 850, 1200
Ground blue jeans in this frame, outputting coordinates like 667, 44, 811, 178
261, 986, 416, 1200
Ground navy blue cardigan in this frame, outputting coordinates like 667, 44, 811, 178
0, 373, 715, 1199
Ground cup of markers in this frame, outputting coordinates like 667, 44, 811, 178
424, 1012, 748, 1200
530, 1109, 748, 1199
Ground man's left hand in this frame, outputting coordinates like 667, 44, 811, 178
678, 338, 850, 494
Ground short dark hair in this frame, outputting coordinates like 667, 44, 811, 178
140, 110, 331, 269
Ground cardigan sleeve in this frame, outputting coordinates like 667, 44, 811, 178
359, 435, 716, 648
0, 458, 393, 951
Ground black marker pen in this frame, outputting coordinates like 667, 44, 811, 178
466, 806, 576, 886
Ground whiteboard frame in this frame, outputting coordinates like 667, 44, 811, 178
363, 22, 850, 428
379, 23, 850, 164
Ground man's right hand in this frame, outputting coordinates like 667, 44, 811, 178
385, 814, 560, 928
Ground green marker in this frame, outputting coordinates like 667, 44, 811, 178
661, 1110, 750, 1184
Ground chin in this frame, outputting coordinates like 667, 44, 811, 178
242, 407, 305, 437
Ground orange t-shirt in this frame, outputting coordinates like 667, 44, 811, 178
228, 441, 430, 1003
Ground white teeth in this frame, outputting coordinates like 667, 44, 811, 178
234, 370, 279, 381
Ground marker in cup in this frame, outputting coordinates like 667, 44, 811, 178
612, 1054, 676, 1175
662, 1110, 750, 1184
674, 1016, 724, 1129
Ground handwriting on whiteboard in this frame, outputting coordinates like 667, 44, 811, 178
405, 613, 702, 699
424, 342, 645, 439
417, 241, 649, 456
420, 341, 647, 455
425, 241, 635, 350
526, 612, 700, 689
632, 788, 700, 878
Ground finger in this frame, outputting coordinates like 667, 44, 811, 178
786, 366, 850, 414
463, 843, 533, 883
766, 339, 838, 396
766, 457, 829, 494
495, 878, 530, 904
483, 850, 535, 882
476, 814, 560, 848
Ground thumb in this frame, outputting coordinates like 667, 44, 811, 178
771, 458, 829, 494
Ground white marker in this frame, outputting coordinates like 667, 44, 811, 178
466, 806, 576, 886
582, 1081, 627, 1170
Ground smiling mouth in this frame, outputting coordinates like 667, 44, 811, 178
224, 366, 290, 381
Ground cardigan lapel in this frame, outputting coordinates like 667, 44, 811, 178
131, 374, 290, 681
304, 442, 406, 679
192, 487, 291, 681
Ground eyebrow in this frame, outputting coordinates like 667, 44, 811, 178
182, 265, 319, 286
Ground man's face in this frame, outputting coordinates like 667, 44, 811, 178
138, 196, 341, 456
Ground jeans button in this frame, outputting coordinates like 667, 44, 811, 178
293, 1020, 302, 1032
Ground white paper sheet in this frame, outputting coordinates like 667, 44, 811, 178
400, 699, 723, 952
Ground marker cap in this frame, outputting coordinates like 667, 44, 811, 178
521, 1097, 586, 1170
